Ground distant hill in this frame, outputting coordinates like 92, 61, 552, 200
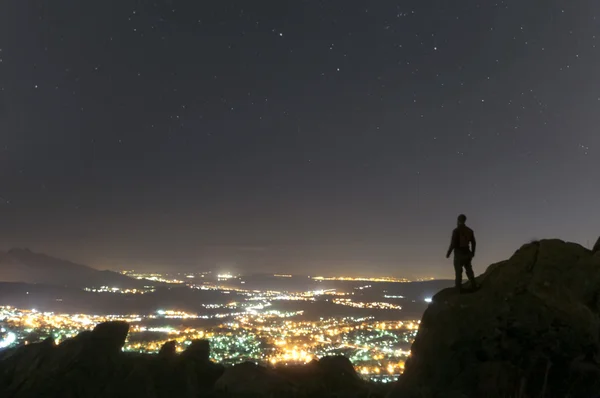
0, 248, 147, 289
0, 281, 230, 316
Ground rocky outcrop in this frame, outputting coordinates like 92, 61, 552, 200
316, 355, 358, 380
88, 320, 129, 354
391, 239, 600, 398
593, 236, 600, 255
0, 322, 387, 397
0, 322, 224, 398
181, 338, 210, 361
158, 340, 176, 357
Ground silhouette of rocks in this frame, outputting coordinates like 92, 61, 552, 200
0, 321, 225, 398
90, 320, 129, 354
269, 356, 374, 397
213, 356, 381, 397
0, 322, 388, 397
391, 239, 600, 398
181, 338, 210, 361
593, 236, 600, 254
158, 340, 176, 357
215, 362, 297, 395
317, 355, 359, 380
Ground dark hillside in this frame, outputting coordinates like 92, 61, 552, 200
0, 249, 150, 289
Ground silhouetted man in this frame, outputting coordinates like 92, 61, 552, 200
446, 214, 478, 293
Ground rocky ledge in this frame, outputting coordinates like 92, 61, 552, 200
391, 238, 600, 398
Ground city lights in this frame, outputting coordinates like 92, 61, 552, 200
0, 270, 428, 382
0, 302, 418, 381
312, 276, 410, 283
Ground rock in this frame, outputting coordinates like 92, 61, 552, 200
158, 340, 176, 357
181, 339, 210, 361
317, 355, 358, 379
390, 239, 600, 398
275, 356, 370, 397
172, 339, 224, 394
215, 362, 296, 395
316, 355, 362, 390
0, 322, 226, 398
314, 355, 366, 396
90, 321, 129, 354
593, 236, 600, 254
0, 336, 55, 395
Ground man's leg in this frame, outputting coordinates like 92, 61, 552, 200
453, 256, 463, 292
464, 256, 477, 290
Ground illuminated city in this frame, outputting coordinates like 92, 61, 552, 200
0, 271, 432, 383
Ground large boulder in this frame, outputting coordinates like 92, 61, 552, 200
317, 355, 359, 379
158, 340, 176, 357
315, 355, 363, 391
0, 337, 56, 395
181, 339, 210, 361
90, 321, 129, 355
390, 239, 600, 398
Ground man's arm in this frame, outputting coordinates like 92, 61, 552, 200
446, 230, 457, 258
471, 232, 476, 257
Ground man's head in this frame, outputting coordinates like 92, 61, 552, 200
457, 214, 467, 226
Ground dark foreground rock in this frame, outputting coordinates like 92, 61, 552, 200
0, 322, 224, 398
213, 356, 388, 398
391, 239, 600, 398
0, 322, 388, 398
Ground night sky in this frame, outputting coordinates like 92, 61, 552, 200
1, 1, 599, 278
